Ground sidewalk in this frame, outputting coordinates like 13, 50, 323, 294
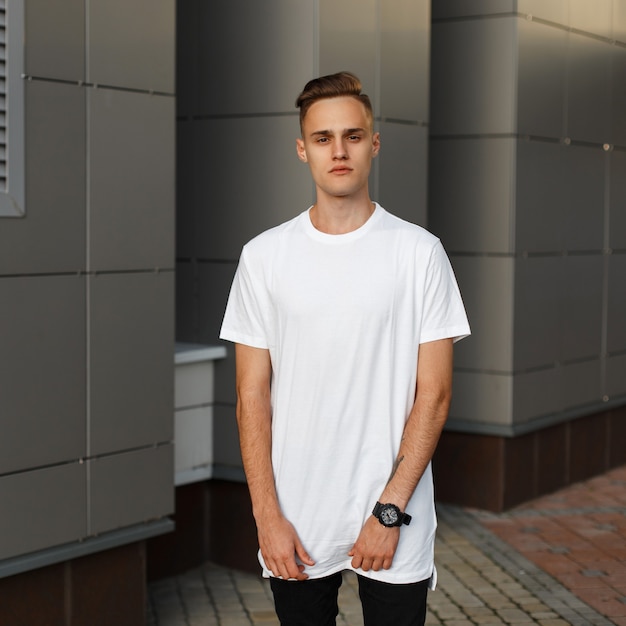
148, 466, 626, 626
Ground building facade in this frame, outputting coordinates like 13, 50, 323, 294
1, 0, 624, 622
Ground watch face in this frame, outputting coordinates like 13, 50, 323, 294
380, 505, 399, 526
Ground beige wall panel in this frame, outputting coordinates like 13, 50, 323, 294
87, 0, 175, 92
89, 272, 174, 456
25, 0, 85, 81
0, 275, 86, 475
88, 89, 175, 272
0, 81, 86, 275
379, 0, 430, 123
0, 464, 86, 561
516, 0, 568, 25
89, 445, 174, 536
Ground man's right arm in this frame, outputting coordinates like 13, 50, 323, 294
235, 343, 315, 580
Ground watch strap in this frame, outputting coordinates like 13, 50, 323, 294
372, 501, 412, 526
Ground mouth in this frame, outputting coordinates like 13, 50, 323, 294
330, 166, 352, 174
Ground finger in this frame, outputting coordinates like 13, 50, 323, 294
295, 541, 315, 567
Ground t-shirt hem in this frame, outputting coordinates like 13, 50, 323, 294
219, 329, 269, 350
420, 325, 471, 345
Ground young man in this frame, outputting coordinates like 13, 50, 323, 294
220, 72, 470, 626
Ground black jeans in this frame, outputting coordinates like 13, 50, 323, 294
269, 572, 429, 626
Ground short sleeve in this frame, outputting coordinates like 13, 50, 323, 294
419, 241, 470, 344
219, 246, 274, 349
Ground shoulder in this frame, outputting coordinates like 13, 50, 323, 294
376, 206, 442, 251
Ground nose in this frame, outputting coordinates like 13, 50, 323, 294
332, 138, 348, 159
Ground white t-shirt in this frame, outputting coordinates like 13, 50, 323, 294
220, 204, 470, 584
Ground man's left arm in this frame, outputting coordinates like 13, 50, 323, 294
348, 337, 453, 572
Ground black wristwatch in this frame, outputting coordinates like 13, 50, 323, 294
372, 501, 412, 527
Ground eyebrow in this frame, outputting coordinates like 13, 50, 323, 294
309, 127, 366, 138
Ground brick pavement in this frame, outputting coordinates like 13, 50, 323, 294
148, 466, 625, 625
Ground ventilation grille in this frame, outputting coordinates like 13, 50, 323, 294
0, 0, 6, 192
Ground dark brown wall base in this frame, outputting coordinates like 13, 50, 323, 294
0, 542, 146, 626
147, 480, 259, 579
434, 406, 626, 511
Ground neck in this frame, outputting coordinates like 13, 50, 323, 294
309, 193, 375, 235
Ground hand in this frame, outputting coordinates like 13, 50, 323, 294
257, 513, 315, 580
348, 516, 400, 572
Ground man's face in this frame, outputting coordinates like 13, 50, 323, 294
296, 96, 380, 201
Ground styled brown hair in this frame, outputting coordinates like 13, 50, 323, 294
295, 71, 373, 133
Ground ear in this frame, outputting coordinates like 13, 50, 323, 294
296, 138, 308, 163
371, 132, 381, 158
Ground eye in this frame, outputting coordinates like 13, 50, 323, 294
317, 137, 330, 143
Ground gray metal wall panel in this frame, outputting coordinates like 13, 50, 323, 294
429, 138, 515, 254
212, 405, 242, 470
175, 0, 198, 118
561, 359, 602, 413
380, 0, 430, 123
89, 272, 174, 456
0, 275, 86, 475
25, 0, 85, 81
377, 122, 428, 227
430, 18, 517, 136
514, 257, 561, 371
319, 0, 377, 102
515, 140, 567, 253
194, 0, 315, 117
175, 261, 195, 342
197, 262, 238, 358
607, 354, 626, 399
193, 116, 312, 260
566, 34, 611, 145
89, 445, 173, 536
175, 122, 196, 259
607, 254, 626, 354
515, 142, 605, 254
87, 0, 175, 93
214, 349, 237, 408
512, 367, 563, 426
611, 45, 626, 147
517, 19, 567, 138
610, 151, 626, 250
0, 464, 86, 561
450, 256, 514, 373
558, 256, 604, 363
449, 370, 513, 427
88, 89, 175, 272
0, 81, 86, 276
432, 0, 515, 20
514, 255, 603, 370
